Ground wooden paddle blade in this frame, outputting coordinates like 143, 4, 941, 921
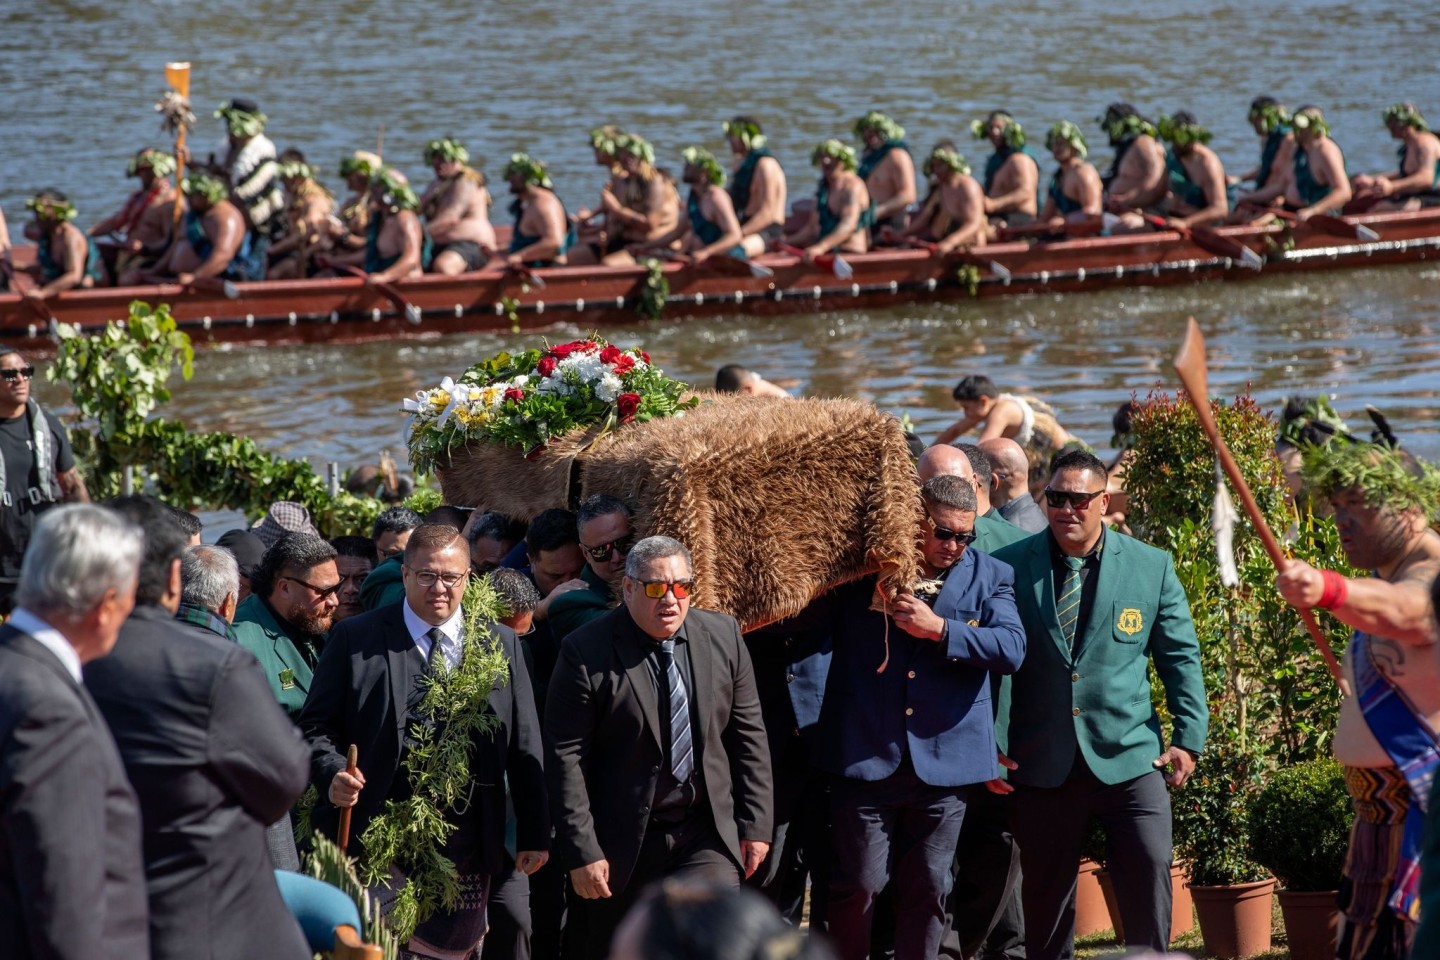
1171, 317, 1212, 413
747, 261, 775, 279
404, 304, 422, 326
1191, 227, 1264, 271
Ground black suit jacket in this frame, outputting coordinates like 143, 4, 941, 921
300, 601, 548, 875
545, 606, 773, 895
0, 623, 150, 960
85, 604, 312, 960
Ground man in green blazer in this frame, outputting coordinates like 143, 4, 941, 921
992, 449, 1208, 960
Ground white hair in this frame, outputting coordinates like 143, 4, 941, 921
180, 545, 240, 612
16, 505, 143, 618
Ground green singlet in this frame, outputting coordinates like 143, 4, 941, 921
857, 140, 910, 182
816, 179, 876, 239
1164, 148, 1211, 210
1047, 169, 1082, 216
507, 197, 576, 268
729, 147, 772, 214
35, 226, 103, 284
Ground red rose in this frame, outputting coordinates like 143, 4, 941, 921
577, 339, 601, 353
504, 387, 526, 402
599, 345, 623, 365
611, 354, 636, 375
549, 340, 583, 359
616, 392, 642, 423
536, 356, 558, 377
640, 351, 651, 364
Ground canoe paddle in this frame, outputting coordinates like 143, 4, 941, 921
1141, 214, 1264, 270
7, 271, 60, 325
503, 262, 547, 289
1172, 317, 1344, 688
330, 263, 422, 325
1267, 208, 1380, 243
651, 248, 775, 279
904, 238, 1012, 282
998, 212, 1121, 242
777, 243, 854, 279
184, 276, 240, 300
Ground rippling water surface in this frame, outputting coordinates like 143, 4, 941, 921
7, 0, 1439, 499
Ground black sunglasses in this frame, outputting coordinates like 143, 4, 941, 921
927, 516, 977, 545
1043, 488, 1106, 510
0, 366, 35, 382
581, 533, 634, 563
282, 574, 344, 600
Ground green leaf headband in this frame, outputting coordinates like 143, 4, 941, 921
722, 118, 766, 151
1248, 103, 1292, 135
214, 102, 267, 138
811, 139, 858, 172
1097, 110, 1156, 141
681, 146, 727, 186
616, 133, 656, 165
127, 149, 176, 178
589, 125, 623, 157
1301, 441, 1440, 519
25, 196, 77, 222
853, 111, 905, 143
1045, 121, 1089, 158
370, 167, 419, 212
1157, 115, 1214, 147
424, 137, 470, 164
181, 173, 229, 204
502, 153, 554, 190
927, 146, 971, 176
1291, 109, 1331, 138
277, 160, 315, 181
969, 114, 1026, 150
338, 151, 381, 178
1382, 103, 1430, 132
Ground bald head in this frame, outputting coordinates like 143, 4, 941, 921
979, 437, 1031, 500
917, 444, 975, 484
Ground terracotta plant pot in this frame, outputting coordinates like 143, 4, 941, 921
1075, 859, 1110, 938
1277, 889, 1340, 960
1094, 864, 1193, 945
1096, 869, 1125, 942
1191, 877, 1276, 960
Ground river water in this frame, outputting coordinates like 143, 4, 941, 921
7, 0, 1440, 505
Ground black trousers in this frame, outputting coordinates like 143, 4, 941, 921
479, 855, 531, 960
1010, 760, 1173, 960
746, 730, 832, 928
573, 811, 739, 960
529, 857, 568, 960
940, 787, 1025, 960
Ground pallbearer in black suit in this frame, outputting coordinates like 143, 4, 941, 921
302, 523, 550, 960
546, 535, 774, 960
0, 505, 149, 960
87, 496, 313, 960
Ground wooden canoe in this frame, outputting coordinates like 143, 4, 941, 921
3, 209, 1437, 356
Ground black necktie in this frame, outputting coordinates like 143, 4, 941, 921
659, 640, 694, 781
427, 626, 450, 673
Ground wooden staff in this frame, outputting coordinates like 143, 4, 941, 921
337, 744, 358, 853
165, 62, 191, 230
1172, 317, 1344, 685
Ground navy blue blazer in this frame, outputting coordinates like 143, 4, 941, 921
814, 548, 1026, 788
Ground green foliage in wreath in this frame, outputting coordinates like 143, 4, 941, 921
637, 258, 669, 321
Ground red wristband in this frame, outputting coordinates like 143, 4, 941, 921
1317, 569, 1348, 610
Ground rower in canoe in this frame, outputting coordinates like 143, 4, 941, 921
972, 110, 1040, 229
1155, 112, 1230, 230
1351, 103, 1440, 211
144, 173, 256, 285
332, 150, 382, 257
854, 111, 915, 240
1246, 105, 1352, 223
572, 125, 626, 260
1037, 121, 1104, 232
918, 146, 988, 253
87, 148, 176, 286
724, 116, 787, 257
1228, 97, 1296, 223
633, 147, 744, 263
783, 139, 873, 260
902, 140, 961, 243
324, 166, 426, 283
18, 190, 103, 298
266, 151, 334, 280
420, 137, 497, 275
502, 153, 573, 268
567, 133, 680, 266
1099, 103, 1168, 232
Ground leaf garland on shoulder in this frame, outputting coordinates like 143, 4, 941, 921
355, 576, 511, 943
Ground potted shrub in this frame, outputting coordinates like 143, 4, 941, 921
1173, 738, 1275, 960
1076, 821, 1110, 939
1249, 758, 1352, 960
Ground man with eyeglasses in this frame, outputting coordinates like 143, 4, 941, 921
817, 475, 1024, 960
991, 449, 1207, 960
303, 523, 548, 960
546, 535, 772, 960
548, 494, 635, 644
0, 346, 88, 615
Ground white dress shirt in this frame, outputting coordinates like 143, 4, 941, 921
402, 601, 464, 672
8, 607, 83, 683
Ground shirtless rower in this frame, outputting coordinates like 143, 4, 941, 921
88, 148, 176, 285
1098, 103, 1168, 232
572, 125, 626, 258
146, 174, 252, 285
1155, 112, 1230, 229
723, 116, 787, 256
502, 153, 571, 268
1036, 121, 1104, 231
1276, 443, 1440, 960
267, 151, 334, 280
635, 147, 744, 263
854, 111, 916, 240
918, 146, 988, 253
935, 374, 1074, 449
332, 150, 382, 255
1352, 103, 1440, 212
900, 140, 961, 243
1247, 106, 1352, 222
18, 190, 103, 298
358, 167, 426, 283
783, 139, 873, 259
1229, 97, 1297, 223
568, 133, 680, 266
420, 137, 497, 274
971, 110, 1040, 228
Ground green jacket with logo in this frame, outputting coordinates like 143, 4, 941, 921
232, 594, 315, 722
